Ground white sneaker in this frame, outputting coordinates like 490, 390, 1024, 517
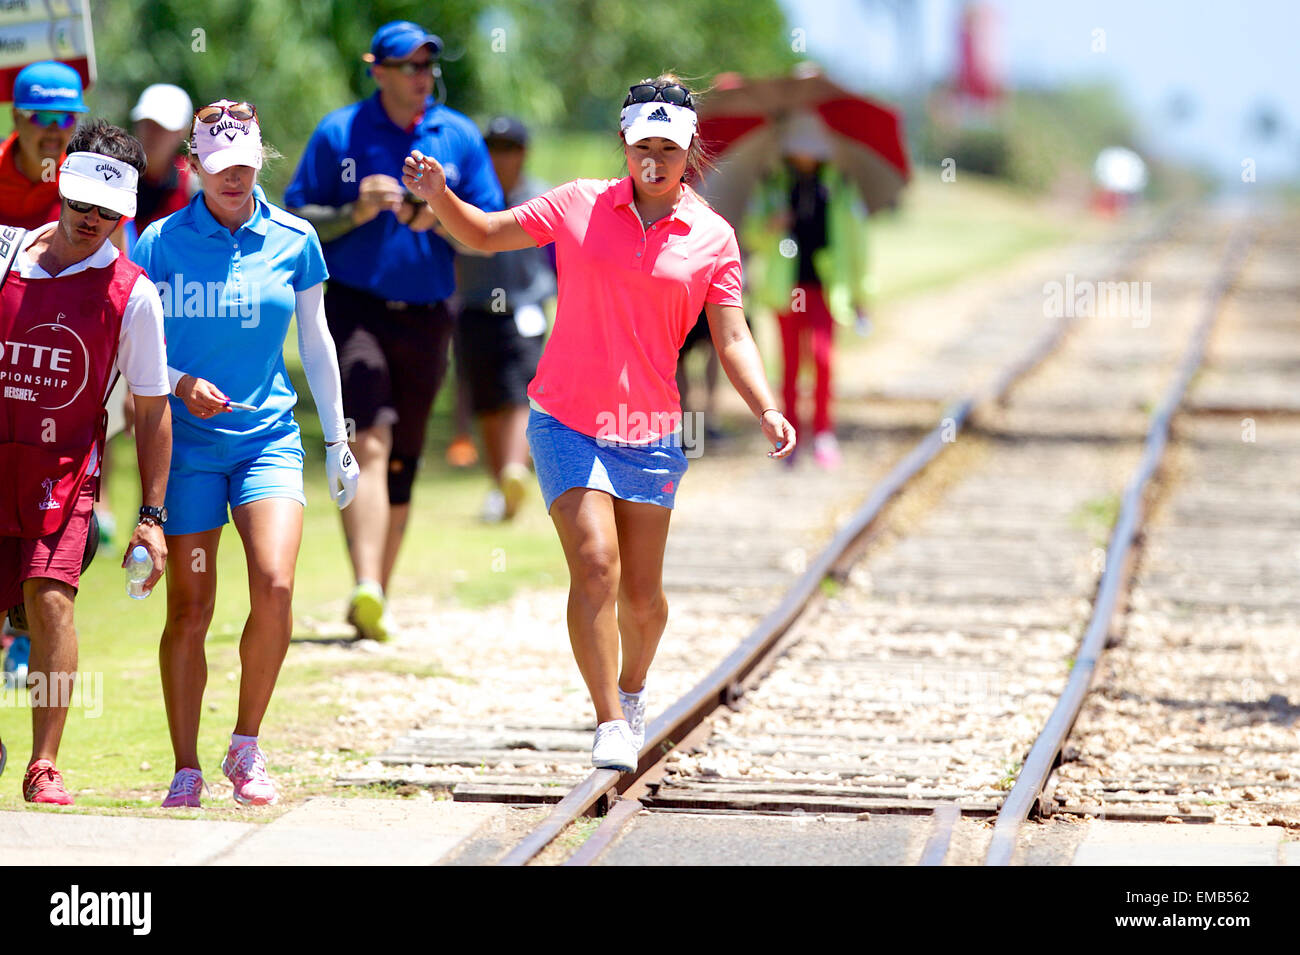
480, 489, 506, 523
619, 685, 647, 752
591, 719, 637, 772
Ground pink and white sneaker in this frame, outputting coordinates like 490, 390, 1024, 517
813, 432, 842, 470
161, 767, 207, 808
221, 741, 278, 806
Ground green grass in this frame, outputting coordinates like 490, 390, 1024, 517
864, 173, 1080, 307
1071, 494, 1122, 546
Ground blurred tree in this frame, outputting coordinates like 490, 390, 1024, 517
1249, 100, 1281, 142
87, 0, 796, 198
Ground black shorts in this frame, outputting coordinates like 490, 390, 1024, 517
324, 281, 453, 462
454, 306, 545, 415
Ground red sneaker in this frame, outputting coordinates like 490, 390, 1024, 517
23, 759, 74, 805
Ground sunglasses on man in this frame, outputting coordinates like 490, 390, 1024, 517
381, 58, 436, 76
16, 109, 77, 130
623, 84, 694, 111
65, 198, 124, 221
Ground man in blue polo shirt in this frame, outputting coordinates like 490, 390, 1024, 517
285, 20, 503, 640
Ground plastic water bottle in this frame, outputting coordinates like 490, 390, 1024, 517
126, 545, 153, 600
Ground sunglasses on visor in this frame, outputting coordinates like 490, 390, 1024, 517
194, 102, 258, 124
623, 83, 694, 111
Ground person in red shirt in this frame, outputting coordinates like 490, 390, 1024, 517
0, 120, 172, 804
126, 84, 198, 240
0, 61, 88, 229
404, 75, 795, 773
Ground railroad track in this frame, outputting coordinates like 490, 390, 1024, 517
345, 204, 1286, 865
445, 207, 1243, 865
546, 214, 1259, 867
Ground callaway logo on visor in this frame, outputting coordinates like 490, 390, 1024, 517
96, 163, 122, 181
648, 106, 670, 122
208, 120, 248, 141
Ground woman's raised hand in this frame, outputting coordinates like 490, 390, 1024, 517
403, 150, 446, 203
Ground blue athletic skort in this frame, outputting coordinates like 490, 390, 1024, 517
526, 408, 688, 512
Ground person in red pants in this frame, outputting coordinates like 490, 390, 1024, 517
757, 114, 871, 469
777, 268, 837, 466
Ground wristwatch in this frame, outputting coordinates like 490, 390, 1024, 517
138, 504, 168, 527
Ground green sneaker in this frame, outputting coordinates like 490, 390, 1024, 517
347, 581, 389, 641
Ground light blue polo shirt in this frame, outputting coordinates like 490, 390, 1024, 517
131, 190, 328, 458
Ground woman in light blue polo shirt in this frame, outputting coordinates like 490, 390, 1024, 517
132, 100, 358, 809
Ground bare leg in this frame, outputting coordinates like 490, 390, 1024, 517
380, 502, 409, 594
549, 488, 623, 724
340, 424, 391, 585
612, 499, 673, 693
159, 528, 223, 771
230, 497, 303, 737
24, 578, 77, 766
480, 404, 533, 483
479, 409, 506, 482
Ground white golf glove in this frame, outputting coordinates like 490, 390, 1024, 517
326, 441, 359, 510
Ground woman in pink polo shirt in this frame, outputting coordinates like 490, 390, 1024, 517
403, 75, 794, 771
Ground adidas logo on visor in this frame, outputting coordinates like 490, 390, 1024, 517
647, 106, 670, 122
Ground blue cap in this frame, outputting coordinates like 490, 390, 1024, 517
369, 21, 442, 62
13, 61, 87, 112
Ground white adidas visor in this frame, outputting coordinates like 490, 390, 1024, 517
620, 100, 697, 150
58, 151, 139, 219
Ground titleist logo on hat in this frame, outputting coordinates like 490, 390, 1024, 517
30, 85, 79, 99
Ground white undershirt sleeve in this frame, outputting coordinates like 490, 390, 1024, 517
117, 275, 171, 397
294, 282, 348, 445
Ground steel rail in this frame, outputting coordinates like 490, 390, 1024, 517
984, 224, 1254, 867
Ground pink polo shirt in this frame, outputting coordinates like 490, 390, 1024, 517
513, 176, 743, 442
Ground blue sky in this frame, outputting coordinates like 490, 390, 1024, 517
779, 0, 1299, 182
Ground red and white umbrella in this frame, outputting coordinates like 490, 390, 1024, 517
696, 70, 911, 227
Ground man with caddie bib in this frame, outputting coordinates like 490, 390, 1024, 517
0, 119, 171, 804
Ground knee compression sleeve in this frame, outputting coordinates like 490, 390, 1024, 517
387, 454, 419, 505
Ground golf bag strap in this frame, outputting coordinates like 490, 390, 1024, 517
0, 225, 28, 293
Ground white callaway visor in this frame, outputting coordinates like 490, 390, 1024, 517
58, 151, 139, 219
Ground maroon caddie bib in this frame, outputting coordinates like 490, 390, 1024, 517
0, 248, 142, 537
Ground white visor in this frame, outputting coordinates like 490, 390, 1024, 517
58, 152, 139, 218
619, 100, 697, 150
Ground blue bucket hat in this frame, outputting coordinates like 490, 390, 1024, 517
368, 21, 442, 62
13, 61, 88, 113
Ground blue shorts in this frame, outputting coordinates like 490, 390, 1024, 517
526, 408, 688, 512
165, 429, 306, 535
